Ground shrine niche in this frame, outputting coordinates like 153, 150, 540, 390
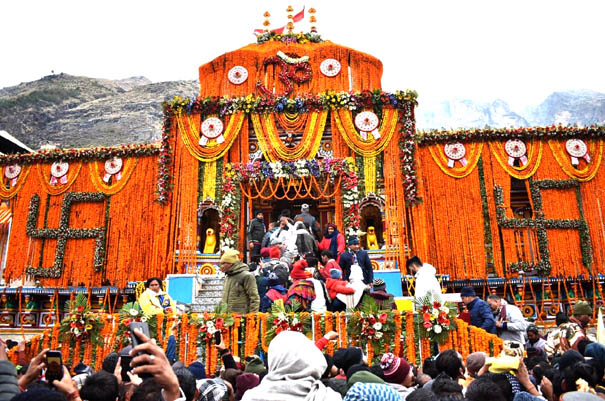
198, 203, 220, 254
360, 193, 384, 250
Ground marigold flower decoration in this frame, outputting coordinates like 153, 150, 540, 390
347, 297, 396, 364
414, 294, 458, 345
113, 302, 158, 350
265, 299, 311, 343
59, 293, 103, 346
193, 302, 235, 347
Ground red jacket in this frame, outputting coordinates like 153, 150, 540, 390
326, 278, 355, 300
319, 260, 342, 281
318, 233, 345, 260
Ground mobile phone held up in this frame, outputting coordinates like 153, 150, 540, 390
46, 350, 63, 384
120, 355, 133, 383
214, 331, 222, 345
129, 321, 151, 348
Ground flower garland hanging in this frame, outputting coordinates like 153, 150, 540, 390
347, 297, 396, 364
265, 299, 311, 343
113, 302, 158, 350
414, 296, 458, 345
59, 293, 103, 346
192, 302, 235, 348
220, 158, 360, 248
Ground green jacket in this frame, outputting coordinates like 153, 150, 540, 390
222, 261, 260, 314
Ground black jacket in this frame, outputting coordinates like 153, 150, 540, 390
339, 250, 374, 285
247, 218, 265, 243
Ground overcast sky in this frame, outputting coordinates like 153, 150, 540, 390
1, 0, 604, 109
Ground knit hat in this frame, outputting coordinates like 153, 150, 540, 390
268, 246, 281, 259
348, 236, 360, 246
220, 249, 240, 264
290, 260, 310, 280
73, 362, 91, 375
330, 268, 342, 279
347, 371, 386, 391
196, 378, 228, 401
573, 301, 593, 316
345, 382, 402, 401
188, 361, 206, 380
267, 272, 280, 288
235, 373, 260, 400
466, 352, 487, 376
301, 203, 310, 212
244, 356, 267, 376
373, 278, 386, 291
333, 347, 364, 374
460, 286, 476, 297
380, 353, 411, 385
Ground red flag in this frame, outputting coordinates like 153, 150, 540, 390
292, 7, 305, 22
271, 26, 285, 34
253, 29, 265, 36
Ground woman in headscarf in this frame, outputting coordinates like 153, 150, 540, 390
242, 330, 342, 401
294, 221, 318, 257
318, 223, 345, 262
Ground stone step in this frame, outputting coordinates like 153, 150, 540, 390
197, 290, 223, 298
198, 284, 223, 291
194, 296, 222, 305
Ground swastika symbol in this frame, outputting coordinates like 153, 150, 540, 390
25, 192, 108, 278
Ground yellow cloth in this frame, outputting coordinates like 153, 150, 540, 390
487, 356, 520, 373
138, 288, 176, 316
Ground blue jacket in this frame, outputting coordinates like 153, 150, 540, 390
468, 297, 496, 334
339, 250, 374, 285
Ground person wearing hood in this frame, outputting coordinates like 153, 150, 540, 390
379, 353, 416, 398
326, 269, 355, 312
319, 223, 346, 261
487, 294, 528, 343
339, 237, 373, 285
294, 220, 318, 257
368, 279, 396, 310
260, 273, 287, 312
406, 256, 443, 303
242, 331, 342, 401
220, 249, 260, 314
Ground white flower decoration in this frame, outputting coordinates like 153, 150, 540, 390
129, 309, 139, 316
433, 325, 442, 334
373, 322, 382, 331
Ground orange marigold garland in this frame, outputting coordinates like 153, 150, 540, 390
325, 312, 334, 355
393, 312, 402, 357
405, 311, 415, 363
156, 313, 164, 347
260, 314, 269, 353
232, 316, 240, 357
179, 314, 188, 362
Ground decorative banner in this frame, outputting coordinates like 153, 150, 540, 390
228, 66, 248, 85
354, 111, 381, 140
199, 117, 225, 146
320, 58, 341, 77
252, 110, 327, 162
443, 143, 467, 168
50, 162, 69, 185
549, 139, 603, 182
103, 157, 123, 183
565, 139, 590, 165
505, 139, 528, 166
36, 161, 83, 195
0, 164, 32, 200
427, 142, 484, 178
332, 108, 399, 157
89, 157, 138, 195
177, 112, 246, 162
488, 140, 543, 180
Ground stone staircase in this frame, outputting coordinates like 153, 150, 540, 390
191, 274, 225, 312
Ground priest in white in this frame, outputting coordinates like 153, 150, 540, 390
406, 256, 443, 302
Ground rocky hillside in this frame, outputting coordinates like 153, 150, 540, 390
0, 74, 198, 149
0, 74, 603, 149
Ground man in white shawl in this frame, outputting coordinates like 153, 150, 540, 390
406, 256, 443, 303
242, 330, 342, 401
336, 264, 368, 310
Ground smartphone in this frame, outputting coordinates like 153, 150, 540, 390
214, 331, 222, 345
129, 321, 150, 348
45, 350, 63, 384
120, 355, 133, 383
509, 342, 520, 349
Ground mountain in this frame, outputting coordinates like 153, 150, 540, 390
0, 74, 603, 149
0, 74, 198, 149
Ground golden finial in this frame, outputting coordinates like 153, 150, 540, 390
263, 20, 270, 27
263, 11, 270, 17
310, 16, 316, 23
262, 11, 271, 32
286, 5, 294, 13
309, 7, 317, 32
286, 21, 294, 32
309, 8, 316, 14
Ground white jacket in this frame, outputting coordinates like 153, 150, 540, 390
309, 278, 327, 313
495, 300, 528, 343
414, 263, 443, 302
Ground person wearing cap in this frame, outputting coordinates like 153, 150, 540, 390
247, 210, 265, 264
294, 203, 321, 240
220, 249, 260, 314
339, 236, 373, 285
570, 301, 593, 333
380, 353, 415, 398
460, 286, 496, 334
293, 220, 318, 257
326, 268, 355, 311
525, 324, 547, 355
368, 279, 396, 310
259, 273, 287, 312
545, 311, 588, 358
285, 260, 316, 312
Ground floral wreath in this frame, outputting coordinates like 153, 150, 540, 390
219, 158, 360, 250
347, 297, 396, 364
113, 302, 158, 350
192, 302, 235, 347
265, 299, 311, 343
59, 293, 103, 346
414, 293, 458, 344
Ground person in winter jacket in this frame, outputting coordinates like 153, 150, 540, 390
270, 217, 298, 264
487, 294, 528, 343
326, 269, 355, 311
339, 237, 373, 285
318, 223, 346, 262
380, 353, 415, 399
294, 203, 321, 240
220, 250, 260, 314
319, 250, 342, 281
293, 221, 318, 257
406, 256, 443, 302
460, 286, 496, 334
247, 210, 265, 263
260, 273, 287, 312
262, 246, 290, 288
261, 221, 278, 249
286, 260, 316, 312
368, 278, 396, 310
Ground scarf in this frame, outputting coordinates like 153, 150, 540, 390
242, 331, 342, 401
323, 225, 340, 259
